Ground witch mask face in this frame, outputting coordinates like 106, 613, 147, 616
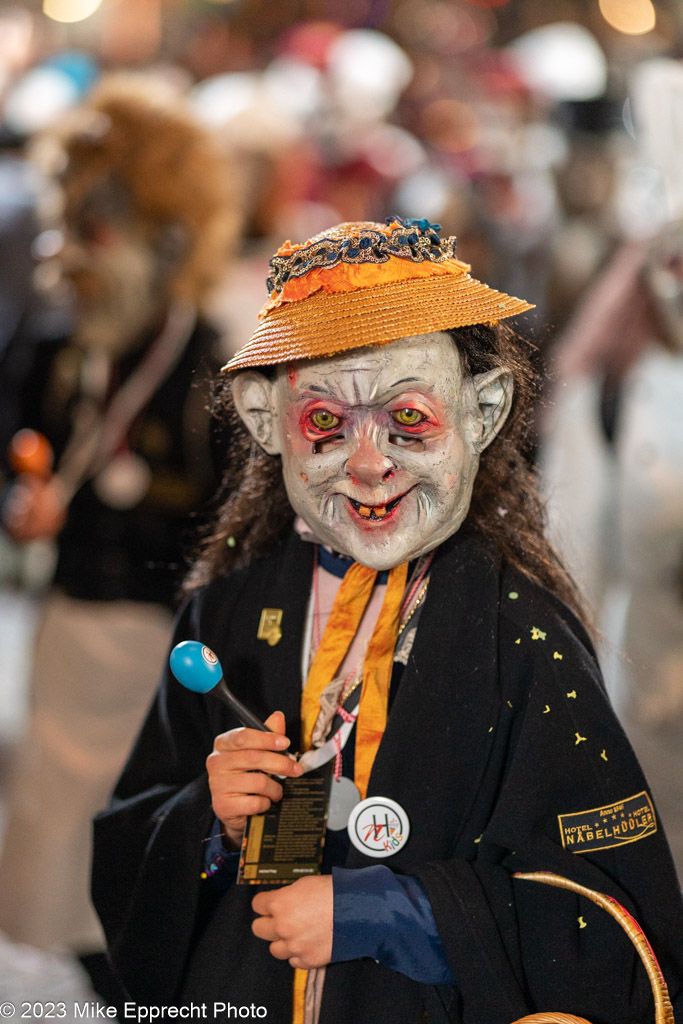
233, 332, 513, 570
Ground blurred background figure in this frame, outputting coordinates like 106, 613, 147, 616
0, 73, 237, 982
542, 57, 683, 881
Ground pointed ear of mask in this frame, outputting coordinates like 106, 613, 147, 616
471, 367, 514, 453
231, 371, 282, 455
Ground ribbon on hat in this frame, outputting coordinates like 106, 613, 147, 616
261, 218, 470, 318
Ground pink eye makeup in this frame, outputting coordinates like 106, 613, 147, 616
294, 391, 440, 444
388, 402, 438, 433
299, 403, 345, 441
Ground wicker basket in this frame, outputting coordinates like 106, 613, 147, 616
509, 871, 675, 1024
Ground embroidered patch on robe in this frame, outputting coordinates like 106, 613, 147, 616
558, 791, 657, 853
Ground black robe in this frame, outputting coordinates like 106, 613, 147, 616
92, 530, 683, 1023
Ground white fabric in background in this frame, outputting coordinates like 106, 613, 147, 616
542, 347, 683, 879
0, 593, 173, 951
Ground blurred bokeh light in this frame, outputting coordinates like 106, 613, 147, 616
599, 0, 656, 36
43, 0, 103, 24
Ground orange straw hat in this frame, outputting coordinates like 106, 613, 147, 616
223, 217, 534, 371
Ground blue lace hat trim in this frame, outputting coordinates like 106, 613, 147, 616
266, 217, 456, 297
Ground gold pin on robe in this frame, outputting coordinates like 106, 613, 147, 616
257, 608, 283, 646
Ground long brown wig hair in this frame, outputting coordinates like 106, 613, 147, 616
184, 324, 587, 624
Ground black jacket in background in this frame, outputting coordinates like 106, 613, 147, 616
0, 320, 221, 607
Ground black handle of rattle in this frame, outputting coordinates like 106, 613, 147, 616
214, 681, 270, 733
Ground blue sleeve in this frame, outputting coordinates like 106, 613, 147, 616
201, 817, 240, 889
331, 865, 455, 985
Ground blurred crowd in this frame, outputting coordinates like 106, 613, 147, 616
0, 0, 681, 1011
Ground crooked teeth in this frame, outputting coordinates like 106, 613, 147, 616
356, 503, 388, 520
349, 490, 412, 520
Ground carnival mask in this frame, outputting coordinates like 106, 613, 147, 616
233, 332, 512, 570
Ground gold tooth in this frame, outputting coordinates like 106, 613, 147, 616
374, 506, 387, 518
359, 505, 372, 518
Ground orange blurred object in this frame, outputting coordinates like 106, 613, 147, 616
9, 429, 54, 478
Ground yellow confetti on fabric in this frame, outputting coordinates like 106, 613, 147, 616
530, 626, 547, 641
508, 591, 519, 600
515, 638, 521, 644
575, 732, 587, 745
507, 700, 513, 708
488, 726, 493, 733
474, 834, 483, 844
553, 651, 563, 660
543, 705, 551, 714
601, 749, 608, 761
578, 916, 587, 929
567, 690, 577, 699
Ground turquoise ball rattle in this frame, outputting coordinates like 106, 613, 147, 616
169, 640, 269, 732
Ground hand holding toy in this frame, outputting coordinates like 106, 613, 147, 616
170, 642, 301, 846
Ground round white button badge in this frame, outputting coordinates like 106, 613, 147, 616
347, 796, 410, 858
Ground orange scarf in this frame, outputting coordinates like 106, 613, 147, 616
301, 558, 408, 797
294, 558, 408, 1024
